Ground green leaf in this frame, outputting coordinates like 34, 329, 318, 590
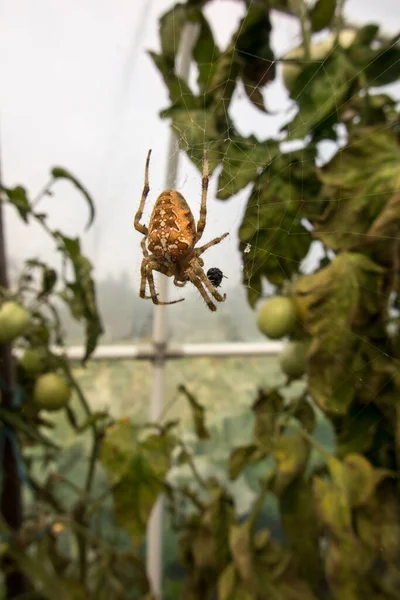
206, 43, 240, 111
234, 1, 275, 87
293, 252, 384, 412
284, 50, 357, 140
365, 38, 400, 87
315, 127, 400, 258
24, 259, 58, 298
239, 169, 311, 304
293, 253, 384, 353
55, 233, 103, 361
158, 3, 188, 63
216, 136, 276, 200
178, 384, 210, 439
193, 11, 221, 93
280, 477, 322, 589
2, 185, 31, 222
159, 107, 222, 174
229, 520, 254, 584
342, 453, 392, 508
356, 479, 400, 562
100, 419, 174, 549
309, 0, 336, 33
149, 51, 200, 111
273, 433, 309, 491
242, 77, 268, 113
292, 396, 316, 434
7, 545, 72, 600
228, 444, 264, 481
51, 167, 95, 230
313, 463, 353, 539
218, 563, 237, 600
336, 403, 380, 456
252, 388, 284, 451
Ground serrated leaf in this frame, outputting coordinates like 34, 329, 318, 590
51, 167, 95, 230
309, 0, 336, 33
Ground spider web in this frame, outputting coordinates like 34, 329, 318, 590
153, 4, 400, 583
153, 0, 400, 443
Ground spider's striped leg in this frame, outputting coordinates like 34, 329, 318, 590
141, 259, 184, 305
194, 148, 209, 243
195, 232, 229, 256
134, 149, 152, 235
191, 277, 217, 312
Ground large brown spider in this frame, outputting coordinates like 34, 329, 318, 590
134, 149, 229, 312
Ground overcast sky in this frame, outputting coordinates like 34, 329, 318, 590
1, 0, 399, 301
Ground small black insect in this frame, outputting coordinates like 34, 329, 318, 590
207, 267, 226, 288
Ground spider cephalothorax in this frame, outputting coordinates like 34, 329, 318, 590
134, 149, 229, 312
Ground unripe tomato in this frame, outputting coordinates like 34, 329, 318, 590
0, 301, 30, 343
279, 341, 309, 379
33, 373, 72, 411
20, 348, 47, 375
257, 296, 297, 339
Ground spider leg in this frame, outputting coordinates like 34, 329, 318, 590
195, 232, 229, 256
140, 242, 185, 305
173, 277, 187, 288
194, 148, 209, 244
134, 149, 152, 235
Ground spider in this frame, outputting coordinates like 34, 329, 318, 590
134, 149, 229, 312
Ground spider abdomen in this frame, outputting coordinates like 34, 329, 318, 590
148, 190, 196, 262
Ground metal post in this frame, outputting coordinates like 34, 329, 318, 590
146, 22, 200, 600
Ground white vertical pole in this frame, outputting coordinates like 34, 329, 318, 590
146, 22, 200, 600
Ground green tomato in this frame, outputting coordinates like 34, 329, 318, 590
20, 348, 47, 375
0, 301, 30, 343
279, 341, 309, 380
257, 296, 297, 340
33, 373, 72, 411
